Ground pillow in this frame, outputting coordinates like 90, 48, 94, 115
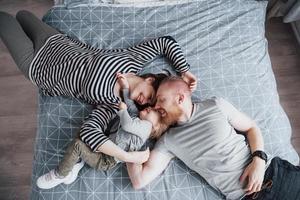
54, 0, 113, 6
113, 0, 160, 4
54, 0, 191, 6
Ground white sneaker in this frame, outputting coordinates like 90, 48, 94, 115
36, 169, 72, 189
64, 160, 85, 185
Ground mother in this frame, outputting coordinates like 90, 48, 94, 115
0, 10, 197, 162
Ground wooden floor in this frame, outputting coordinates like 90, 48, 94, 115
0, 1, 300, 199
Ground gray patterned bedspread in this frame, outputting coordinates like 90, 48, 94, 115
30, 0, 299, 199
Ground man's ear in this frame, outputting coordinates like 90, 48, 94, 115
177, 94, 185, 104
145, 76, 155, 84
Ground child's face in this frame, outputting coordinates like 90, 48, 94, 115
139, 107, 161, 125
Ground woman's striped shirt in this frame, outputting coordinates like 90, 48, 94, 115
29, 33, 190, 152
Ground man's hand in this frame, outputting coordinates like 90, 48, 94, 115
116, 72, 129, 89
181, 71, 197, 92
240, 157, 266, 196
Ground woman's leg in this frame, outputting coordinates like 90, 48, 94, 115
15, 10, 60, 54
0, 11, 34, 79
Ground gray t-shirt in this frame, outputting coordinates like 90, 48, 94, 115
155, 97, 252, 200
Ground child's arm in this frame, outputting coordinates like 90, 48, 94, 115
116, 72, 139, 115
118, 103, 152, 142
122, 88, 139, 115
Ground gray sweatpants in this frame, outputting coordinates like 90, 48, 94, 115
0, 10, 60, 79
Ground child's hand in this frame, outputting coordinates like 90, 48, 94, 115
116, 72, 129, 89
119, 102, 128, 110
126, 148, 150, 164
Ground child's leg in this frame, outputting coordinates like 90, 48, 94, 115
57, 138, 117, 176
15, 10, 60, 54
0, 11, 34, 79
95, 151, 118, 171
56, 138, 86, 177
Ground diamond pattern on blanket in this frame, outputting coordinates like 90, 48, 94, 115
30, 0, 299, 200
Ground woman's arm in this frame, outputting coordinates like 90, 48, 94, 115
127, 36, 197, 91
126, 36, 197, 91
127, 36, 190, 73
79, 104, 149, 163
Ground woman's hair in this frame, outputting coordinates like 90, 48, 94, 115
136, 70, 170, 110
139, 69, 171, 92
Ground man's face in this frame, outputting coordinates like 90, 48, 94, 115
155, 84, 178, 117
155, 85, 183, 125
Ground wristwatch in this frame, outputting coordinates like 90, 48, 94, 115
252, 150, 268, 164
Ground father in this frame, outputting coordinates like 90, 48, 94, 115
127, 76, 300, 200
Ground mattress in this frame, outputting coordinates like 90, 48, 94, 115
30, 0, 299, 199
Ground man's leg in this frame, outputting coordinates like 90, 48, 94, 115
15, 10, 60, 54
0, 11, 34, 79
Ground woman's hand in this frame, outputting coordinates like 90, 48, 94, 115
240, 157, 266, 196
181, 71, 197, 92
125, 148, 150, 164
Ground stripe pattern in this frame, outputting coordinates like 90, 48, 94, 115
29, 33, 190, 151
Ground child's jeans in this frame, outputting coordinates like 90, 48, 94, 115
242, 156, 300, 200
57, 137, 117, 177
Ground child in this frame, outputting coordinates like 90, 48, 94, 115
37, 73, 169, 189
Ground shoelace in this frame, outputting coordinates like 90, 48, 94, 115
44, 171, 55, 181
251, 180, 273, 199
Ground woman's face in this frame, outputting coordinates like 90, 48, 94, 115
130, 78, 155, 105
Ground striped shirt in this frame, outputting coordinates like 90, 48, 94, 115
29, 33, 190, 152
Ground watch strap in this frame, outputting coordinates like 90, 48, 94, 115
252, 150, 268, 164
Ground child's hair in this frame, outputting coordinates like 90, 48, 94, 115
149, 119, 169, 139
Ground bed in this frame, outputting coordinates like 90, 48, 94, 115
30, 0, 299, 199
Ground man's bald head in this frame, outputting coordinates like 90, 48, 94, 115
155, 76, 192, 123
159, 76, 192, 97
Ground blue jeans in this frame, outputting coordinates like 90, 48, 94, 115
242, 156, 300, 200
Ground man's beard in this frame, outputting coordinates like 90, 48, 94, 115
161, 104, 183, 126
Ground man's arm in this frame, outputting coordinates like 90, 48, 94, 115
222, 102, 264, 154
216, 97, 265, 195
126, 150, 173, 189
